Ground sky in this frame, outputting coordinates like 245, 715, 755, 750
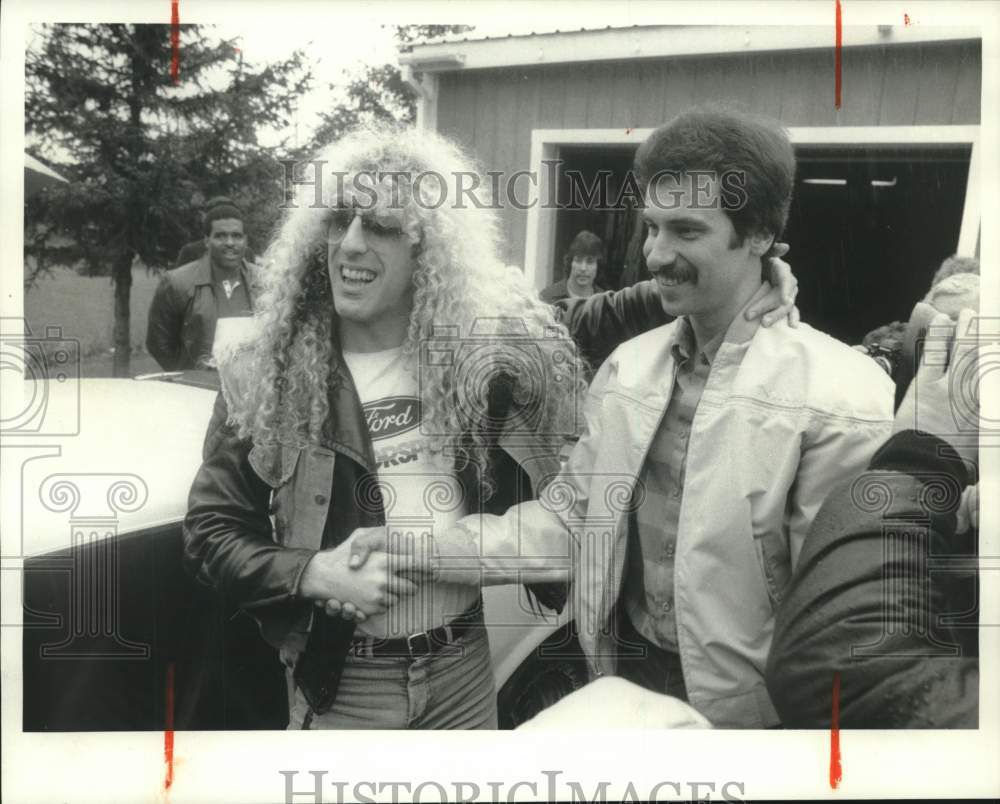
23, 2, 695, 153
215, 18, 398, 146
213, 10, 642, 148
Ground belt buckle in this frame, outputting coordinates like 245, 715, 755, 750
406, 631, 432, 658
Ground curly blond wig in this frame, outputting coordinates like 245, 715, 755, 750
223, 124, 587, 497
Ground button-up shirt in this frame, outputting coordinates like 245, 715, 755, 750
623, 316, 725, 652
214, 268, 253, 320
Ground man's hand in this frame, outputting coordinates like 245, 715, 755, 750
893, 307, 981, 468
747, 242, 800, 327
347, 526, 390, 569
298, 541, 422, 619
319, 598, 367, 622
347, 526, 436, 572
312, 527, 437, 622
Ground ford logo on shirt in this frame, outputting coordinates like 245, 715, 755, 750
363, 396, 421, 440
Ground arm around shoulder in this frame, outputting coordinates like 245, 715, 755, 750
559, 280, 670, 365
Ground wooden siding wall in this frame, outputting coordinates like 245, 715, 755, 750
435, 42, 981, 265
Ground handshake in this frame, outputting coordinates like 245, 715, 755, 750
297, 527, 432, 623
297, 524, 479, 623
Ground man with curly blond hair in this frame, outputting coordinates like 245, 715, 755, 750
183, 126, 592, 729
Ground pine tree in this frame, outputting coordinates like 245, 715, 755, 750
25, 23, 310, 376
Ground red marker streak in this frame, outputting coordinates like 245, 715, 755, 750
830, 671, 842, 789
164, 662, 176, 791
170, 0, 180, 85
834, 0, 843, 109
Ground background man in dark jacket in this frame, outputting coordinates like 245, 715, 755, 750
146, 198, 257, 371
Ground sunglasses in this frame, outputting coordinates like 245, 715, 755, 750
328, 208, 405, 241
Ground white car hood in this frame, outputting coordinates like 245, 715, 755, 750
7, 379, 216, 557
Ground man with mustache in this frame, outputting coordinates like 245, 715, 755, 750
350, 107, 896, 728
147, 198, 256, 371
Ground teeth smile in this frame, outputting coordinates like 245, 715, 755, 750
659, 276, 689, 286
342, 267, 377, 284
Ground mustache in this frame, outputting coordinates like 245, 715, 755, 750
655, 263, 697, 282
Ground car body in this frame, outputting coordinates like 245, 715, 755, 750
18, 375, 585, 731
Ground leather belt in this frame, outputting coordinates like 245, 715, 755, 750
350, 604, 483, 660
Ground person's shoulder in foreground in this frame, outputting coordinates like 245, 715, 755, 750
766, 427, 978, 728
767, 306, 981, 728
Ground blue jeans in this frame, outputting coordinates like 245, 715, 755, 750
287, 626, 497, 730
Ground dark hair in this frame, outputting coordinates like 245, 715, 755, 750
859, 320, 907, 379
633, 106, 796, 242
861, 320, 907, 351
203, 196, 245, 236
931, 254, 979, 288
562, 230, 605, 276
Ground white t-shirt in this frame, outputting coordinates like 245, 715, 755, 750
342, 347, 478, 639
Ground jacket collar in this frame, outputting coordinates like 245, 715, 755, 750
192, 252, 259, 301
670, 281, 765, 367
192, 253, 213, 286
325, 356, 377, 472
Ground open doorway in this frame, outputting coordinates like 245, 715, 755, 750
786, 145, 970, 343
550, 143, 972, 344
551, 146, 639, 293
